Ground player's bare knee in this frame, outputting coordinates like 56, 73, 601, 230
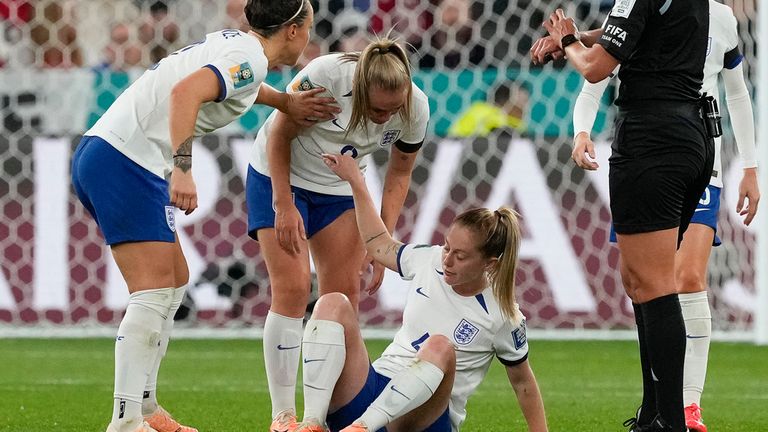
417, 335, 455, 370
676, 268, 706, 294
312, 292, 353, 321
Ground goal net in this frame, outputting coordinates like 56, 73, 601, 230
0, 0, 761, 338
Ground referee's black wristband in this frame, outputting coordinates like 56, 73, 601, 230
561, 33, 579, 49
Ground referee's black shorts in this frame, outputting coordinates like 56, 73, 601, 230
609, 102, 714, 242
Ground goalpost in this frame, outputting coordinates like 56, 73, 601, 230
756, 0, 768, 345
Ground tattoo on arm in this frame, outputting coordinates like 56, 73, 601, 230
173, 137, 193, 173
384, 241, 402, 257
365, 231, 387, 244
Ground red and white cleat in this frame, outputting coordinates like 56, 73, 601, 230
684, 403, 708, 432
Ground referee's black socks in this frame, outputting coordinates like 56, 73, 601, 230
641, 293, 686, 431
632, 303, 657, 425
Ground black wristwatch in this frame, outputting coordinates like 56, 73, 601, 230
561, 33, 580, 49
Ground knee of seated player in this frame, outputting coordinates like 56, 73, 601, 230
416, 335, 456, 372
311, 292, 355, 323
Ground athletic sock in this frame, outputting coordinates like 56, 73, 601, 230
301, 319, 346, 422
112, 288, 174, 431
679, 291, 711, 406
632, 303, 657, 425
641, 294, 685, 431
263, 310, 304, 418
142, 286, 187, 416
356, 360, 444, 430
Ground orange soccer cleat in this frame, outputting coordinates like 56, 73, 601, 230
292, 418, 329, 432
684, 403, 708, 432
269, 409, 300, 432
339, 422, 370, 432
144, 406, 198, 432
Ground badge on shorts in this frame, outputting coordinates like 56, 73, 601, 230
454, 319, 480, 345
165, 206, 176, 232
230, 62, 254, 89
610, 0, 635, 18
380, 129, 401, 147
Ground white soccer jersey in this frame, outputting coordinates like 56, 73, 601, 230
248, 53, 430, 195
87, 29, 268, 178
703, 0, 743, 188
372, 244, 529, 431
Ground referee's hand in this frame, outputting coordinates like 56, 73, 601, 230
572, 132, 599, 170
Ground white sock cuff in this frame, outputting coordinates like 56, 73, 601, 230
410, 359, 444, 394
129, 288, 175, 319
267, 310, 305, 323
303, 319, 345, 345
679, 292, 711, 319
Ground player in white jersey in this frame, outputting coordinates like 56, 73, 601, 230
287, 153, 547, 432
70, 2, 340, 432
570, 2, 760, 431
245, 38, 430, 432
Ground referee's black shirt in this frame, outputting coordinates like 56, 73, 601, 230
598, 0, 709, 108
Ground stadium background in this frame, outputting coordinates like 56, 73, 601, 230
0, 0, 765, 342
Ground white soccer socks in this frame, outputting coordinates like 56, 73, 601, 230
680, 291, 711, 406
301, 319, 346, 422
142, 286, 187, 416
112, 288, 174, 432
357, 359, 444, 430
263, 310, 304, 418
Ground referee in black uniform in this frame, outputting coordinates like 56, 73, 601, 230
531, 2, 713, 431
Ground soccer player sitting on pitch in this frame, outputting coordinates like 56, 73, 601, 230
245, 37, 430, 431
286, 153, 548, 432
70, 1, 339, 432
570, 2, 759, 431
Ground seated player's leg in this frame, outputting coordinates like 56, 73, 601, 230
342, 335, 452, 432
386, 335, 455, 432
294, 292, 371, 431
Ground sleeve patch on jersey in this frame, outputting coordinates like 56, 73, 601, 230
454, 319, 480, 345
512, 318, 527, 350
229, 62, 254, 89
610, 0, 636, 18
291, 76, 316, 92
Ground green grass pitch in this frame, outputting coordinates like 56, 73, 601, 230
1, 338, 766, 431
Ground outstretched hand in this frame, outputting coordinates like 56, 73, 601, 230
322, 153, 364, 183
284, 87, 341, 127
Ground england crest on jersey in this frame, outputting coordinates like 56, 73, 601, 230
165, 206, 176, 233
454, 319, 480, 345
380, 129, 401, 147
